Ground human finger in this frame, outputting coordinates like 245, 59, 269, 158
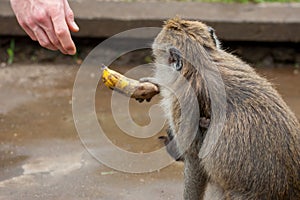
63, 0, 79, 33
37, 16, 69, 54
30, 8, 66, 52
15, 16, 37, 41
20, 23, 38, 41
32, 26, 57, 51
51, 11, 76, 55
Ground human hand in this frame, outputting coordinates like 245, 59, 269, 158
10, 0, 79, 55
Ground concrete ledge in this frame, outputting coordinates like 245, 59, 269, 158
1, 0, 300, 42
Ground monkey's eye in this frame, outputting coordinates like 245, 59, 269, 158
169, 47, 183, 71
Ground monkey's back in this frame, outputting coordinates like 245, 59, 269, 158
203, 51, 300, 199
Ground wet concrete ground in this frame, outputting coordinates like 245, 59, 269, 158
0, 64, 299, 200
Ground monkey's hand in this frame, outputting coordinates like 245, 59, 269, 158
136, 77, 160, 103
159, 129, 184, 162
101, 65, 159, 101
159, 136, 184, 162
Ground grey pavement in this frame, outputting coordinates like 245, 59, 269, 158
0, 63, 299, 199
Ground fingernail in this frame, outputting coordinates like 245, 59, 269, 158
69, 48, 76, 55
72, 21, 79, 31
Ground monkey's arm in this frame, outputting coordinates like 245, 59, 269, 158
159, 117, 210, 162
159, 128, 184, 162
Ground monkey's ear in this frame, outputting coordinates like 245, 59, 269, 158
168, 47, 183, 71
208, 26, 221, 49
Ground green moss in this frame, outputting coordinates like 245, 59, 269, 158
6, 39, 15, 65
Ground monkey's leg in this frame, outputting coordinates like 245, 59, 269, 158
159, 119, 210, 162
223, 191, 256, 200
205, 184, 257, 200
203, 182, 224, 200
184, 154, 208, 200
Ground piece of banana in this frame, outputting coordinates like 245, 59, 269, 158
101, 65, 159, 100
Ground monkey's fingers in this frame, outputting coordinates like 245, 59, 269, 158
139, 77, 160, 86
158, 136, 169, 145
101, 65, 159, 100
136, 98, 145, 103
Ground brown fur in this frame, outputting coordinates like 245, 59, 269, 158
153, 18, 300, 200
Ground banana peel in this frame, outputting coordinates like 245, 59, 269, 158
101, 65, 159, 101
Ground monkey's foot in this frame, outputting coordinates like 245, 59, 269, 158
199, 117, 210, 129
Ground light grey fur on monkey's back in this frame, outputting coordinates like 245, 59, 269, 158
152, 17, 300, 200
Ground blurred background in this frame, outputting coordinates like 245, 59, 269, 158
0, 0, 299, 199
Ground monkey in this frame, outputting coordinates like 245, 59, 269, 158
151, 17, 300, 200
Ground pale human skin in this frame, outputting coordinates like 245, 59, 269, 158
10, 0, 79, 55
